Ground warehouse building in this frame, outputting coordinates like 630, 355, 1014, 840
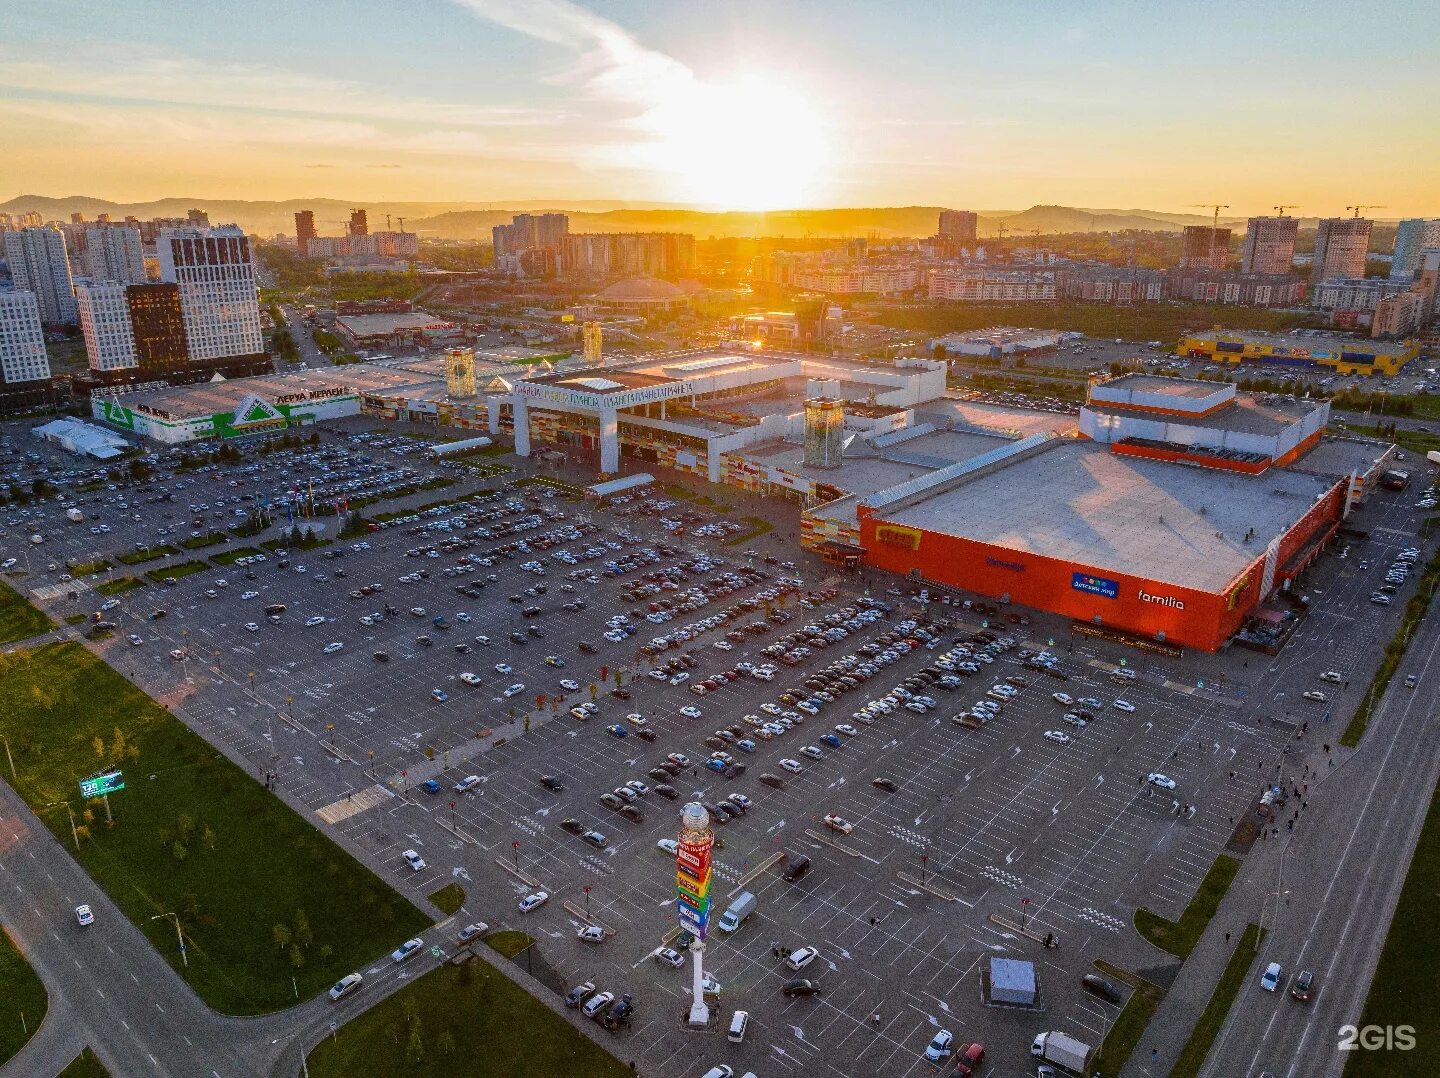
1178, 330, 1418, 376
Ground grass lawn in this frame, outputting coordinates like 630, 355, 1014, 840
1135, 855, 1240, 959
483, 930, 532, 960
144, 560, 208, 584
1346, 423, 1440, 456
95, 577, 142, 597
179, 532, 229, 550
65, 613, 87, 626
0, 581, 54, 645
0, 643, 429, 1014
115, 545, 178, 566
57, 1047, 111, 1078
1171, 923, 1266, 1078
304, 954, 630, 1078
210, 547, 264, 566
1345, 774, 1440, 1077
724, 515, 775, 546
70, 560, 113, 576
0, 925, 47, 1066
1091, 962, 1165, 1078
428, 883, 465, 916
260, 535, 332, 552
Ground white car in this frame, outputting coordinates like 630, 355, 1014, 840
495, 662, 512, 674
713, 640, 733, 651
1052, 692, 1073, 705
1146, 773, 1177, 791
503, 683, 526, 697
924, 1030, 955, 1063
653, 946, 685, 968
518, 890, 549, 913
460, 672, 482, 685
454, 775, 482, 793
1043, 730, 1072, 745
778, 758, 803, 774
402, 849, 427, 871
625, 713, 648, 726
306, 615, 326, 627
657, 838, 680, 855
391, 937, 424, 963
760, 703, 783, 715
328, 972, 362, 1001
244, 622, 260, 632
576, 925, 606, 944
679, 706, 702, 719
669, 672, 690, 685
1112, 699, 1136, 713
1260, 961, 1283, 992
241, 590, 259, 600
822, 814, 853, 834
323, 642, 344, 654
1302, 690, 1327, 702
559, 679, 580, 692
834, 723, 859, 736
799, 745, 823, 759
786, 945, 819, 970
75, 904, 95, 927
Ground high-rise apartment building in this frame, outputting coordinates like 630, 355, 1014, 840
348, 209, 369, 237
0, 291, 53, 384
1390, 218, 1440, 280
3, 227, 77, 324
492, 213, 570, 259
78, 282, 190, 374
559, 232, 694, 279
84, 226, 147, 284
1311, 217, 1372, 282
1240, 216, 1299, 275
294, 210, 317, 257
156, 226, 264, 363
77, 282, 138, 371
1179, 226, 1232, 271
938, 210, 979, 247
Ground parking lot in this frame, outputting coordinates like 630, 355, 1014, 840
5, 415, 1436, 1077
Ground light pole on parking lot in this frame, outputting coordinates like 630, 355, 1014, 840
583, 884, 591, 918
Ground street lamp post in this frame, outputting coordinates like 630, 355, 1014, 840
151, 912, 188, 967
43, 801, 79, 850
1, 734, 15, 781
583, 884, 592, 918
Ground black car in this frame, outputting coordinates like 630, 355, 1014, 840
565, 981, 597, 1008
416, 635, 433, 646
372, 651, 390, 662
653, 783, 678, 800
782, 979, 821, 997
723, 763, 747, 779
759, 773, 786, 790
611, 687, 632, 699
716, 800, 743, 818
603, 993, 634, 1030
510, 631, 528, 644
703, 803, 727, 825
527, 625, 545, 637
1081, 974, 1122, 1004
148, 608, 168, 620
540, 775, 565, 792
522, 606, 542, 618
559, 818, 584, 835
454, 643, 472, 654
636, 728, 657, 742
871, 777, 898, 792
619, 804, 644, 823
578, 641, 598, 654
648, 768, 672, 782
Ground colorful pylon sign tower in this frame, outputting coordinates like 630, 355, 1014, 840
676, 802, 714, 1026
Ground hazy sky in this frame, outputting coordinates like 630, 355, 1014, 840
6, 0, 1439, 214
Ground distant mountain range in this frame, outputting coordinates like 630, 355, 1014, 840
1, 194, 1347, 241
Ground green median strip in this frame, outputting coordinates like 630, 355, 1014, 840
1344, 773, 1440, 1077
0, 925, 47, 1066
116, 545, 179, 566
304, 952, 630, 1077
144, 560, 208, 584
1342, 545, 1440, 747
57, 1047, 111, 1078
1171, 923, 1266, 1078
1134, 854, 1240, 959
209, 546, 264, 566
0, 642, 428, 1014
428, 883, 465, 916
95, 577, 142, 597
1090, 962, 1165, 1078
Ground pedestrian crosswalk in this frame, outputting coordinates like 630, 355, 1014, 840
316, 783, 393, 824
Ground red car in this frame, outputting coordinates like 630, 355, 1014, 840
956, 1042, 985, 1076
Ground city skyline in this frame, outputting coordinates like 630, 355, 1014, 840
5, 0, 1440, 214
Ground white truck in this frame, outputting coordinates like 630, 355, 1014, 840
1031, 1031, 1092, 1074
716, 891, 756, 933
65, 507, 85, 523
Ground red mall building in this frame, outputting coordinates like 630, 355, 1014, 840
850, 376, 1361, 652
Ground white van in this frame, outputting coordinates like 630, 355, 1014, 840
727, 1009, 749, 1043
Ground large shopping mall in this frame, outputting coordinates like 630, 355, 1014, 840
89, 348, 1399, 652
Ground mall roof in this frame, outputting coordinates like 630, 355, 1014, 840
521, 368, 673, 394
1100, 374, 1223, 399
1185, 329, 1415, 357
873, 439, 1341, 593
32, 418, 131, 460
1085, 394, 1325, 437
1286, 436, 1395, 480
595, 277, 686, 303
336, 312, 453, 337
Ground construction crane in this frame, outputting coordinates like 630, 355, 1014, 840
1345, 205, 1385, 219
1187, 203, 1231, 266
1273, 205, 1299, 217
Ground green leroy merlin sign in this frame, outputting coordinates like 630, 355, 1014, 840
80, 769, 125, 799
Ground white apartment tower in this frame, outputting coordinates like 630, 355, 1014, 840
156, 226, 263, 361
0, 292, 53, 383
1390, 218, 1440, 281
76, 282, 138, 371
1240, 216, 1299, 276
85, 226, 147, 284
3, 227, 77, 324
